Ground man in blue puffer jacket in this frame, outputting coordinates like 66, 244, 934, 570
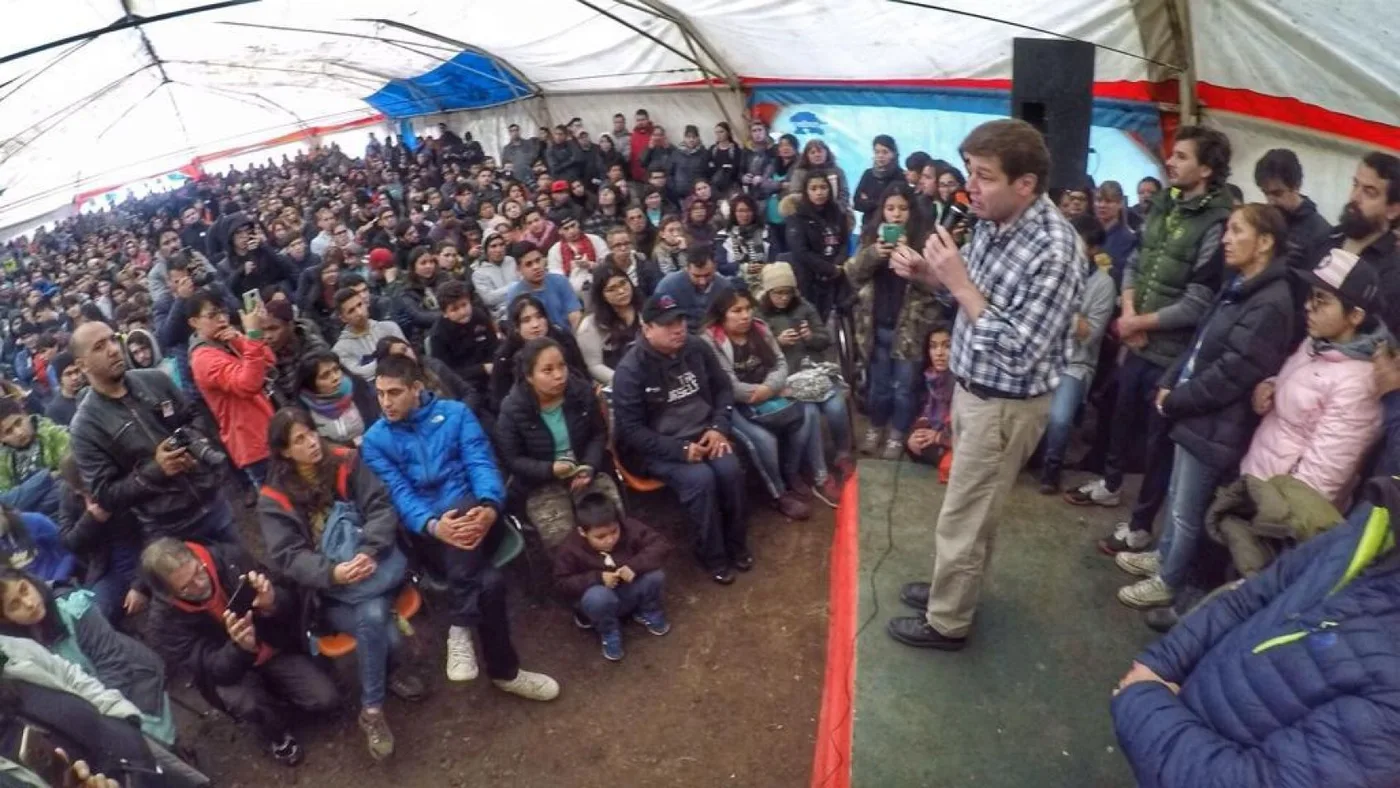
362, 354, 559, 703
1111, 475, 1400, 787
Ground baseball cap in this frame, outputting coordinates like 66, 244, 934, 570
1297, 248, 1380, 312
550, 180, 570, 194
641, 293, 685, 325
367, 247, 396, 271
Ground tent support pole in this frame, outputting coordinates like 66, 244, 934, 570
1165, 0, 1197, 124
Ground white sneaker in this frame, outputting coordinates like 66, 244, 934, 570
445, 625, 479, 682
1065, 479, 1122, 507
1117, 575, 1173, 609
1115, 549, 1161, 578
492, 669, 560, 701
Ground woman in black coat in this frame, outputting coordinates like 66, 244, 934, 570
786, 168, 852, 320
1115, 204, 1297, 617
494, 337, 622, 547
488, 294, 587, 410
852, 134, 902, 225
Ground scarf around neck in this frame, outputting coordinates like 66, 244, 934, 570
301, 375, 355, 418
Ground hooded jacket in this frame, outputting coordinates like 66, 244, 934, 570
1238, 329, 1385, 505
552, 517, 668, 601
360, 394, 504, 534
258, 446, 399, 591
786, 198, 850, 296
0, 415, 68, 492
1159, 261, 1298, 473
611, 334, 734, 471
495, 374, 607, 491
189, 332, 276, 469
217, 213, 297, 298
1111, 477, 1400, 788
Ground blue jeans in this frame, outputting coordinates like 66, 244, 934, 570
1040, 374, 1087, 475
0, 471, 60, 518
1156, 446, 1226, 591
89, 542, 142, 623
322, 593, 402, 708
866, 327, 918, 433
578, 570, 666, 635
731, 406, 819, 498
813, 394, 852, 454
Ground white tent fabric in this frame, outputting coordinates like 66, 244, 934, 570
0, 0, 1394, 229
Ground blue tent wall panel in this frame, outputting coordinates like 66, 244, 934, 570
365, 51, 532, 118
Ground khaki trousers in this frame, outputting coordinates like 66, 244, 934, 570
925, 384, 1051, 637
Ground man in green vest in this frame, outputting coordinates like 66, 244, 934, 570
1066, 126, 1234, 557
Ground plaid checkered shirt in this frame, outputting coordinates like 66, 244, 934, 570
949, 193, 1083, 398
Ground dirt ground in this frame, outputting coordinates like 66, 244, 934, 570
174, 489, 833, 788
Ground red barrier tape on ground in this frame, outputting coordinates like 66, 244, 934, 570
810, 472, 858, 788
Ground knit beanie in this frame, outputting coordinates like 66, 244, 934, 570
760, 261, 798, 294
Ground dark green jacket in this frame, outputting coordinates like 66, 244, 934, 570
1131, 187, 1232, 367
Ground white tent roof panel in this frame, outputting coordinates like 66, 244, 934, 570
0, 0, 1395, 228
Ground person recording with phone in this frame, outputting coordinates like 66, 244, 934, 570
186, 288, 277, 485
67, 322, 238, 547
141, 537, 336, 768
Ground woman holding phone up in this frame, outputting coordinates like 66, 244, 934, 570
846, 182, 947, 460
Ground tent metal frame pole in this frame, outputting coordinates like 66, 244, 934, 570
629, 0, 739, 90
1165, 0, 1198, 125
0, 0, 260, 67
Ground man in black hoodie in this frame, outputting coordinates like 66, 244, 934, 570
611, 293, 747, 584
1254, 148, 1332, 270
219, 212, 298, 300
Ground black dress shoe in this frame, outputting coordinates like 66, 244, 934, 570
899, 581, 930, 610
886, 616, 967, 650
710, 567, 736, 585
1144, 606, 1179, 634
733, 552, 755, 572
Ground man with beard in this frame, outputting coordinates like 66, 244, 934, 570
1306, 152, 1400, 333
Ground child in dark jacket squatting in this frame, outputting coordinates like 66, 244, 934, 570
552, 493, 669, 662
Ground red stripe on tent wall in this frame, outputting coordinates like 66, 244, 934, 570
810, 473, 859, 788
1196, 85, 1400, 151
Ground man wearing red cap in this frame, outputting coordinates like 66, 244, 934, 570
547, 180, 583, 228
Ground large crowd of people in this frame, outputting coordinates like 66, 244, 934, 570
0, 102, 1397, 787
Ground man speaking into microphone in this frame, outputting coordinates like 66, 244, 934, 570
885, 119, 1083, 651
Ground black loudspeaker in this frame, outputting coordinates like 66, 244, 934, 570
1011, 38, 1095, 191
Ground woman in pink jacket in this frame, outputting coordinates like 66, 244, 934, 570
1239, 250, 1386, 506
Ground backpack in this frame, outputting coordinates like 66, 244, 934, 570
318, 464, 407, 604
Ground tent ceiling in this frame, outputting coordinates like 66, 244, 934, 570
0, 0, 1394, 224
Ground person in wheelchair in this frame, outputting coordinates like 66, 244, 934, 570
361, 354, 559, 700
756, 261, 853, 478
494, 338, 624, 549
258, 408, 427, 762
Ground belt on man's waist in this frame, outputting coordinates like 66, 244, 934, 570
956, 377, 1031, 401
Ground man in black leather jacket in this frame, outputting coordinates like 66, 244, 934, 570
67, 322, 236, 545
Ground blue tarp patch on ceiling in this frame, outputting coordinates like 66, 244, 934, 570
364, 51, 532, 118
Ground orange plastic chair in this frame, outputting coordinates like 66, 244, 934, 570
315, 584, 422, 659
596, 384, 665, 493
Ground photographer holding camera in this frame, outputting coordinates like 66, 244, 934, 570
67, 322, 237, 546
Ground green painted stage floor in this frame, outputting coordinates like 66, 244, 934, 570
850, 460, 1156, 788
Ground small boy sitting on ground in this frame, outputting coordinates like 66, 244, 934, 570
552, 493, 670, 661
